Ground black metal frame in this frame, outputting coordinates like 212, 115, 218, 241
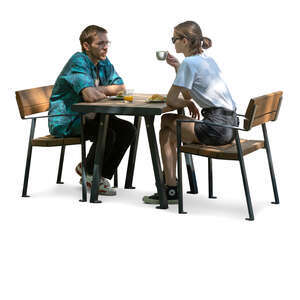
21, 112, 123, 199
21, 114, 77, 197
72, 101, 198, 209
81, 113, 168, 208
176, 118, 279, 221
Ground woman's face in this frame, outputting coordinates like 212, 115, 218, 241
172, 30, 188, 53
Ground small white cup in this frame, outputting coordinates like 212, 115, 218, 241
156, 51, 168, 61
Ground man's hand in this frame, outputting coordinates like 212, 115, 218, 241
166, 53, 180, 70
186, 101, 200, 119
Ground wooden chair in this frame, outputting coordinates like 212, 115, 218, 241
16, 85, 83, 197
176, 91, 283, 220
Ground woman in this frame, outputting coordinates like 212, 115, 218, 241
143, 20, 238, 204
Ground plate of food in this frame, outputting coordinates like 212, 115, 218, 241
109, 96, 124, 100
108, 91, 124, 100
146, 94, 167, 103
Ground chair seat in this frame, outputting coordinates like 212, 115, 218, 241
180, 139, 265, 160
31, 135, 81, 147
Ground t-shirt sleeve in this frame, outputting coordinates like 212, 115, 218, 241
65, 58, 95, 95
173, 59, 195, 90
107, 63, 124, 85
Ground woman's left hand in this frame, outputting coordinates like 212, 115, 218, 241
186, 101, 200, 119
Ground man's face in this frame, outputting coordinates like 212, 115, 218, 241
85, 32, 109, 62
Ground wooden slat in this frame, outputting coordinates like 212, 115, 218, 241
31, 135, 81, 147
16, 85, 53, 118
244, 91, 283, 130
180, 139, 265, 160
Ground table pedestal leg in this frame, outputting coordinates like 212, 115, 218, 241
124, 116, 141, 189
90, 114, 109, 203
144, 115, 168, 209
79, 113, 87, 202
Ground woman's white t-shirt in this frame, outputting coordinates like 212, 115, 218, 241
173, 54, 236, 111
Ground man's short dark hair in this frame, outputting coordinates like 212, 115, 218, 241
79, 25, 107, 52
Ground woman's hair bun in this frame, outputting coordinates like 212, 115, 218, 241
202, 37, 212, 49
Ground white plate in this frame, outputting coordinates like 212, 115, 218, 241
108, 96, 124, 100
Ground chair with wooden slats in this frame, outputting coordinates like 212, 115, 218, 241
176, 91, 283, 220
16, 85, 82, 197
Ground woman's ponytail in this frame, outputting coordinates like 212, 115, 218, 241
202, 37, 212, 49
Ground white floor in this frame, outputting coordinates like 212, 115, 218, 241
1, 136, 299, 300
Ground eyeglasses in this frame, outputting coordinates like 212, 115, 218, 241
98, 41, 111, 48
171, 36, 184, 44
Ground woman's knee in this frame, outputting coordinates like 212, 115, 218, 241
161, 113, 177, 129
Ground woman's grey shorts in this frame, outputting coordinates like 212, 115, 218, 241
194, 107, 239, 146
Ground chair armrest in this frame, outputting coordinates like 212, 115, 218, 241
176, 119, 249, 131
23, 113, 78, 120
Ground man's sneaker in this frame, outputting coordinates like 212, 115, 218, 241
76, 163, 111, 187
79, 175, 116, 196
143, 185, 178, 204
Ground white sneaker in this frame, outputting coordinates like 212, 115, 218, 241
80, 176, 116, 196
76, 163, 113, 193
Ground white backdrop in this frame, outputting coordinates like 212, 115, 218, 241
1, 0, 299, 299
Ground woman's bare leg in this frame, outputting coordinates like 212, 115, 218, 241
159, 114, 199, 186
159, 127, 177, 186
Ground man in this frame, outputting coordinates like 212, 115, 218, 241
48, 25, 136, 196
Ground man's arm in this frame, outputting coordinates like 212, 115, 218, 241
81, 87, 106, 103
81, 84, 126, 102
96, 84, 125, 96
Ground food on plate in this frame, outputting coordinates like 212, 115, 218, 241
116, 91, 124, 98
147, 94, 166, 101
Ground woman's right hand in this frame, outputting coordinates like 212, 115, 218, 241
186, 101, 200, 120
166, 53, 180, 69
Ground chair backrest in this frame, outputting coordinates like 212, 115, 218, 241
15, 85, 54, 119
243, 91, 283, 130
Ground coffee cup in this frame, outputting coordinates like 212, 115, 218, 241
156, 51, 168, 61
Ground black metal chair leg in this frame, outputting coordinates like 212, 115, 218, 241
56, 145, 65, 184
262, 123, 279, 204
185, 153, 198, 194
235, 133, 254, 221
22, 118, 36, 197
177, 121, 187, 214
90, 114, 109, 203
113, 170, 118, 188
208, 158, 217, 199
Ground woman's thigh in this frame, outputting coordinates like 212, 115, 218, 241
161, 113, 199, 144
